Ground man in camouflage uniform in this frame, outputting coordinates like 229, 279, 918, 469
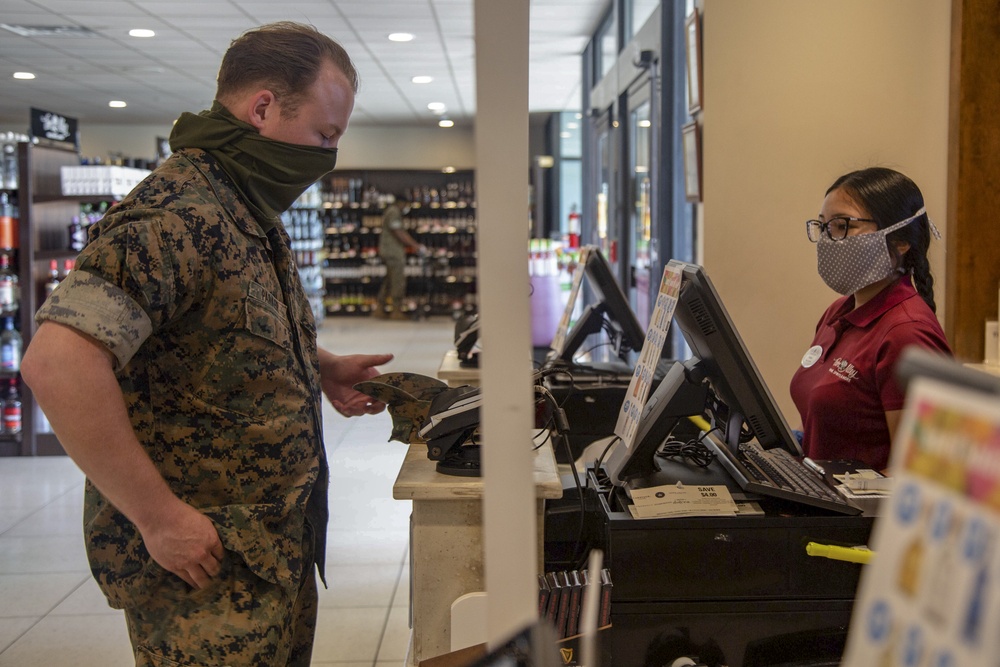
375, 192, 424, 319
21, 22, 389, 667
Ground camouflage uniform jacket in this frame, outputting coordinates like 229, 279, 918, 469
378, 203, 406, 260
36, 148, 329, 608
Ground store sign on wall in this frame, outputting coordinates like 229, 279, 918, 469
30, 107, 79, 147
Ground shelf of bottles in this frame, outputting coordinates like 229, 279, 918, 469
316, 171, 477, 318
283, 184, 327, 324
2, 138, 117, 456
0, 133, 29, 452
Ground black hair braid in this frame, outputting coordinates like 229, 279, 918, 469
905, 248, 937, 313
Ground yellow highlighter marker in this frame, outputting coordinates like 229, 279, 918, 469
806, 542, 874, 565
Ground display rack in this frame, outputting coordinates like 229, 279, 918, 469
319, 169, 477, 318
7, 141, 119, 456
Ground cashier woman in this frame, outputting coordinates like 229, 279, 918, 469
789, 167, 952, 472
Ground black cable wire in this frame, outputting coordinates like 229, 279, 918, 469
532, 423, 553, 451
573, 341, 614, 364
533, 384, 594, 570
559, 431, 591, 571
595, 435, 622, 473
656, 426, 722, 468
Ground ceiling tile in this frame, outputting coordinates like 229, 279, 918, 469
0, 0, 608, 126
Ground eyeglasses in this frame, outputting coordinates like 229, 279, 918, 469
805, 216, 878, 242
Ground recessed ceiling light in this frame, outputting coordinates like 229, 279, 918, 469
427, 102, 446, 112
438, 119, 454, 128
1, 24, 98, 37
129, 28, 155, 38
388, 32, 414, 42
442, 166, 456, 174
638, 119, 651, 128
108, 100, 127, 108
575, 113, 583, 119
411, 75, 433, 84
12, 72, 35, 80
560, 132, 571, 138
566, 122, 578, 129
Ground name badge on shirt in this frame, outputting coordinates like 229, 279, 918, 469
801, 345, 823, 368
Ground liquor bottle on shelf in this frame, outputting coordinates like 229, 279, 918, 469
0, 254, 19, 315
0, 317, 21, 375
2, 379, 21, 436
0, 193, 17, 253
1, 134, 19, 191
68, 215, 87, 252
44, 260, 61, 298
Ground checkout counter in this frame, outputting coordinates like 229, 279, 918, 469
543, 453, 875, 667
393, 438, 563, 666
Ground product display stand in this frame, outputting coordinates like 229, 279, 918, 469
8, 141, 125, 456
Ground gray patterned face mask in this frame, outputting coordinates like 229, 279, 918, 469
816, 207, 927, 295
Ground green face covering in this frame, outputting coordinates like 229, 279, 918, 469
169, 101, 338, 229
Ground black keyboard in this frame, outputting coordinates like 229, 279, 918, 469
738, 442, 861, 515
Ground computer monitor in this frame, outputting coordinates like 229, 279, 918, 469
605, 261, 801, 485
551, 246, 646, 366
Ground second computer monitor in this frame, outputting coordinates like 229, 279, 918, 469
554, 246, 646, 366
606, 261, 801, 485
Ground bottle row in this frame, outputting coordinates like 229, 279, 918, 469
0, 254, 75, 317
0, 192, 18, 252
322, 261, 478, 282
2, 197, 114, 255
324, 283, 477, 317
289, 178, 476, 211
1, 133, 30, 191
0, 377, 22, 437
326, 232, 477, 263
0, 317, 22, 376
324, 177, 475, 208
283, 207, 477, 244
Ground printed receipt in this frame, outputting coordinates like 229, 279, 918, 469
627, 483, 739, 519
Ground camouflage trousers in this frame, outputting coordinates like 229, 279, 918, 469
376, 255, 407, 311
123, 528, 317, 667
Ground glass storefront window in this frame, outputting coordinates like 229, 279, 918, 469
597, 10, 618, 80
628, 0, 659, 39
629, 101, 652, 326
559, 112, 583, 246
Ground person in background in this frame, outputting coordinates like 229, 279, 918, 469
375, 191, 425, 319
20, 22, 391, 667
790, 167, 952, 472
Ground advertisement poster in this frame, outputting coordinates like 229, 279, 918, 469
614, 261, 683, 448
842, 377, 1000, 667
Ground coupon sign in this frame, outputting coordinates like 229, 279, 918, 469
614, 261, 684, 449
841, 377, 1000, 667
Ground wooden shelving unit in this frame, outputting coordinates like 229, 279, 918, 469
8, 141, 100, 456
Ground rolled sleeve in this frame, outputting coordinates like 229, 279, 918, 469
36, 270, 153, 371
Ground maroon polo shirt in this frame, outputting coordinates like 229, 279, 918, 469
789, 276, 951, 470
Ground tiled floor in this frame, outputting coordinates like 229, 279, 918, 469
0, 315, 458, 667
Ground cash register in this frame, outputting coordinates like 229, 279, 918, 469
540, 247, 672, 462
545, 261, 875, 667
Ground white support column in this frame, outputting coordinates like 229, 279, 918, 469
473, 0, 538, 647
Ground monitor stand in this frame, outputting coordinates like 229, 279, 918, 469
603, 359, 709, 486
557, 302, 628, 366
426, 428, 482, 477
436, 445, 481, 477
